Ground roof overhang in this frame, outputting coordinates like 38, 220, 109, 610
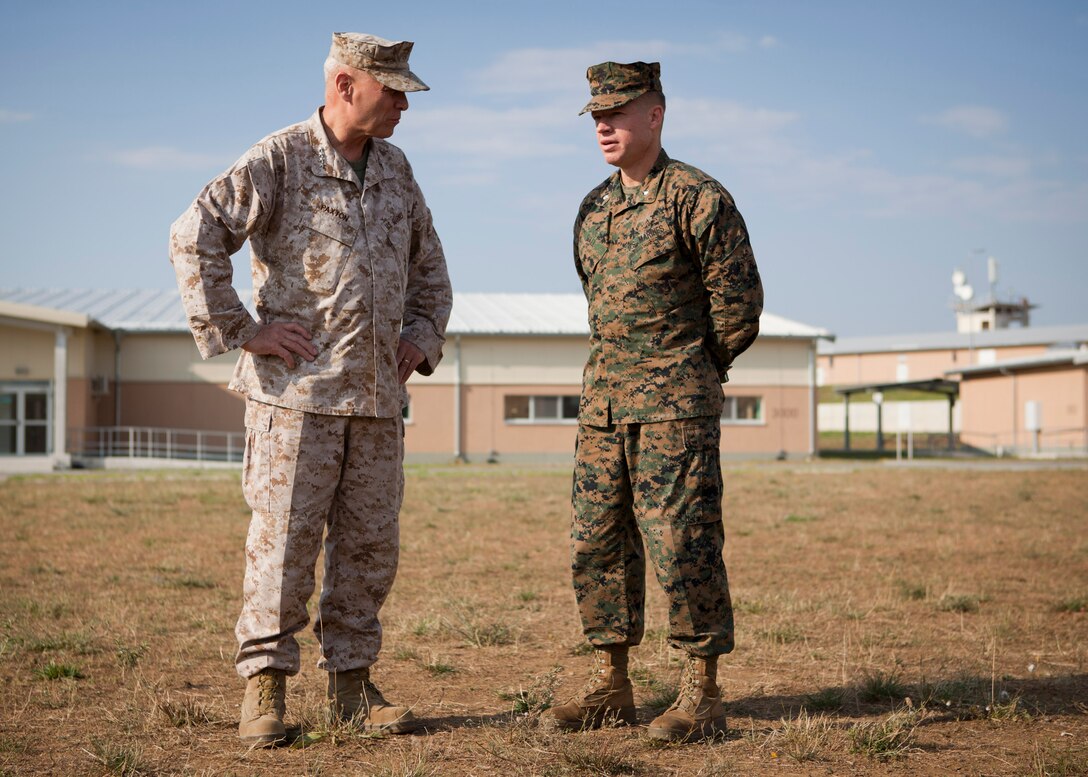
835, 378, 960, 398
0, 300, 96, 331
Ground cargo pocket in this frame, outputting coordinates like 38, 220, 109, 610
645, 420, 722, 527
680, 420, 723, 526
241, 400, 274, 514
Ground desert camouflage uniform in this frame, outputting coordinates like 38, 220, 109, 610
572, 149, 762, 656
170, 110, 452, 678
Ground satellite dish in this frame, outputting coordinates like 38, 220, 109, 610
952, 268, 973, 301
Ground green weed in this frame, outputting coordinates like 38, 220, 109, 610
803, 686, 845, 712
849, 706, 921, 760
937, 594, 981, 613
33, 661, 84, 680
857, 671, 907, 703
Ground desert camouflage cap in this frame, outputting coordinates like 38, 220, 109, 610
579, 61, 662, 115
330, 32, 429, 92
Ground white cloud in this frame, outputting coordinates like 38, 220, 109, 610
922, 105, 1008, 138
471, 40, 676, 95
668, 97, 798, 138
712, 32, 752, 54
398, 101, 579, 160
104, 146, 231, 171
467, 35, 763, 96
949, 155, 1032, 178
0, 109, 33, 123
659, 101, 1082, 223
664, 97, 802, 174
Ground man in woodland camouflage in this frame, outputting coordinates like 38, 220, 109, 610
548, 62, 762, 742
169, 33, 451, 745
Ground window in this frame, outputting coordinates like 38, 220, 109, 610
0, 383, 51, 455
721, 395, 763, 425
402, 397, 412, 424
504, 395, 579, 424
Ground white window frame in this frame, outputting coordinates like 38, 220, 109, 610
721, 395, 764, 426
504, 394, 580, 425
0, 382, 53, 456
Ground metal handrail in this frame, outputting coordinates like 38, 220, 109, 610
69, 426, 244, 463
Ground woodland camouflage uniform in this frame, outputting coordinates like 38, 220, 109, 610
571, 76, 763, 658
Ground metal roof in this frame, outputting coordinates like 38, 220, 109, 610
818, 323, 1088, 356
0, 288, 831, 341
945, 348, 1088, 377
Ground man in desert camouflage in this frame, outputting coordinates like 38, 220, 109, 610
169, 32, 451, 746
548, 61, 763, 742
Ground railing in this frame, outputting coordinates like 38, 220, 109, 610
950, 426, 1088, 457
70, 426, 244, 463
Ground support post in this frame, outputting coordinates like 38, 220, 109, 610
52, 327, 71, 468
948, 395, 956, 451
843, 393, 851, 451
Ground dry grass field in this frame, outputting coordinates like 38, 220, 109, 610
1, 461, 1086, 776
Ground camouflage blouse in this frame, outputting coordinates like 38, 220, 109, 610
170, 110, 452, 417
575, 149, 763, 424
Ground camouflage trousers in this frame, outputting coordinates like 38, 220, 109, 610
235, 399, 404, 679
571, 416, 734, 656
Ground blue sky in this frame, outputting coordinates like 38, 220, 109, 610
2, 0, 1085, 337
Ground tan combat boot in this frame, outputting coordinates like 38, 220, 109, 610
238, 669, 287, 746
647, 655, 726, 742
547, 646, 637, 730
328, 667, 417, 733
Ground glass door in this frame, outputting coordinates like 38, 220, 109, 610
0, 383, 52, 456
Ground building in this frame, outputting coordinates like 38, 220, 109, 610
815, 319, 1088, 450
818, 324, 1088, 389
0, 289, 832, 470
947, 349, 1088, 456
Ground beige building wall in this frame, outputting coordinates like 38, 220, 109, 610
120, 381, 245, 430
120, 333, 238, 383
404, 334, 817, 459
729, 339, 812, 387
4, 320, 820, 460
424, 335, 588, 386
819, 344, 1048, 386
404, 383, 456, 455
1, 325, 58, 379
0, 323, 114, 445
722, 384, 811, 454
959, 366, 1087, 453
403, 382, 814, 459
0, 323, 104, 381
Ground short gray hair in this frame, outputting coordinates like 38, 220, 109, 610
323, 56, 345, 83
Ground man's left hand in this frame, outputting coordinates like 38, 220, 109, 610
396, 338, 425, 384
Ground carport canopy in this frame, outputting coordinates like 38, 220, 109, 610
834, 378, 960, 451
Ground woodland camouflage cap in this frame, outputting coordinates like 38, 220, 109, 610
579, 61, 662, 115
330, 32, 429, 92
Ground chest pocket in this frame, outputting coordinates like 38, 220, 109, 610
297, 212, 358, 294
633, 219, 679, 270
577, 211, 610, 276
632, 220, 697, 313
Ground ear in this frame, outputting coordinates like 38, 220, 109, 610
334, 71, 354, 102
647, 103, 664, 130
